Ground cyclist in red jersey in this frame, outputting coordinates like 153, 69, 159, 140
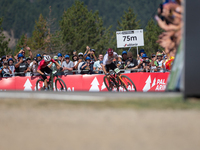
37, 55, 62, 90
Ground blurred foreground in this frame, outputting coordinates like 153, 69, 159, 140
0, 98, 200, 150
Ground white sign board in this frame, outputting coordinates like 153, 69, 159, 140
116, 29, 144, 48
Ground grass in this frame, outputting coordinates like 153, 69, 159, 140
0, 97, 200, 110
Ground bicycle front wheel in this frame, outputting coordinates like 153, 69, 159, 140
36, 79, 45, 91
118, 75, 137, 92
55, 78, 67, 92
103, 76, 119, 92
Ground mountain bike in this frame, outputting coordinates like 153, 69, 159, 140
103, 68, 137, 92
36, 71, 67, 91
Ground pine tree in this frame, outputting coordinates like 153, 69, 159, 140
45, 6, 64, 55
0, 17, 10, 56
59, 1, 111, 55
142, 18, 163, 57
15, 34, 27, 52
117, 7, 140, 31
27, 14, 48, 55
114, 7, 141, 57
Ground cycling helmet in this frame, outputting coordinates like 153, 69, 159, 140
44, 55, 51, 62
18, 53, 24, 58
107, 48, 113, 56
86, 56, 91, 60
58, 53, 62, 57
36, 54, 41, 58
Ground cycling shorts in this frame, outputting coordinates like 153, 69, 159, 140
40, 66, 52, 80
105, 62, 117, 72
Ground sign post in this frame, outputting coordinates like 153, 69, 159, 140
116, 29, 144, 55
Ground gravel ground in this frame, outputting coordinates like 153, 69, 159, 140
0, 99, 200, 150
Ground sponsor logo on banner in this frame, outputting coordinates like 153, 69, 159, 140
24, 79, 33, 91
143, 75, 166, 92
89, 77, 100, 92
124, 43, 138, 47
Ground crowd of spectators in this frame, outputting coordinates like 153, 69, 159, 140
0, 45, 170, 77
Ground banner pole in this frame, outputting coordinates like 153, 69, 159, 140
137, 46, 138, 56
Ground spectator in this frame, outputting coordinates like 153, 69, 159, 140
48, 56, 62, 75
143, 59, 151, 72
77, 53, 85, 73
62, 55, 74, 75
78, 52, 84, 58
0, 60, 12, 77
26, 57, 32, 66
14, 47, 33, 61
72, 55, 78, 66
137, 49, 145, 64
117, 55, 123, 69
81, 56, 93, 74
73, 50, 77, 56
133, 53, 148, 70
83, 46, 91, 56
57, 53, 63, 65
36, 54, 42, 64
121, 51, 128, 68
14, 53, 29, 76
156, 53, 164, 72
29, 57, 39, 76
1, 56, 6, 67
124, 52, 138, 70
8, 58, 15, 76
150, 54, 158, 72
93, 54, 103, 73
84, 49, 97, 62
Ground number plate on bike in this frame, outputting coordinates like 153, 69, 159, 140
114, 68, 120, 74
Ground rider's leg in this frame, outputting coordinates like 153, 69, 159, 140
44, 79, 48, 88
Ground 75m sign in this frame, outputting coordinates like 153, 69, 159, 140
116, 29, 144, 48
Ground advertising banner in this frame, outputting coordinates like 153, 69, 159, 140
0, 73, 169, 92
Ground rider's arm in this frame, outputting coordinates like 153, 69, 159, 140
48, 62, 53, 68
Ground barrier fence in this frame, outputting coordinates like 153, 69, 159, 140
0, 72, 169, 92
2, 68, 169, 77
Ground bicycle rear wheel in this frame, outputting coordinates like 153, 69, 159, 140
103, 76, 119, 92
55, 78, 67, 92
36, 79, 45, 91
118, 75, 137, 92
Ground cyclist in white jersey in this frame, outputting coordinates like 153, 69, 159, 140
102, 48, 119, 77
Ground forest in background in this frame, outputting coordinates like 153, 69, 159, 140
0, 0, 162, 38
0, 0, 163, 58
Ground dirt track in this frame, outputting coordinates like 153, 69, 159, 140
0, 99, 200, 150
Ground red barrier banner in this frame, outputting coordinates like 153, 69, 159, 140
0, 73, 169, 92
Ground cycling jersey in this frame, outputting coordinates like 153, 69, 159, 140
103, 52, 118, 65
37, 59, 56, 70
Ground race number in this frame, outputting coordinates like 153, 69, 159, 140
114, 68, 120, 74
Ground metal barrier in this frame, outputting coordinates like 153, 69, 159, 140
1, 69, 169, 78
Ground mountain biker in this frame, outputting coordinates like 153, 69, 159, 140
37, 55, 63, 90
102, 48, 119, 82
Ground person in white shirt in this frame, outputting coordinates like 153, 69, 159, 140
93, 54, 103, 73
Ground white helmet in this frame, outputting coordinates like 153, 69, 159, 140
44, 55, 51, 62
